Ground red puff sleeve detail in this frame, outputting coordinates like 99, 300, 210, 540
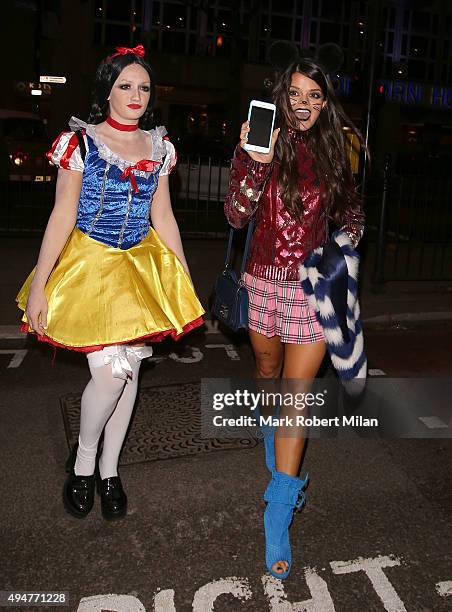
46, 131, 85, 172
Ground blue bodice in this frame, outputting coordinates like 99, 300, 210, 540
76, 134, 160, 249
48, 117, 176, 250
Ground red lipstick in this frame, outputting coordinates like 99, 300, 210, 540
127, 104, 142, 109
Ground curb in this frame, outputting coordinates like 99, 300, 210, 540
362, 311, 452, 326
0, 325, 24, 339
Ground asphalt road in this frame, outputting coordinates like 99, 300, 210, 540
1, 322, 451, 612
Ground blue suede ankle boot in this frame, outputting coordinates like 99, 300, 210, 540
256, 404, 280, 472
259, 415, 276, 472
263, 469, 309, 580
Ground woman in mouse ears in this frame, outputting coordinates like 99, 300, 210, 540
17, 45, 204, 521
224, 56, 365, 579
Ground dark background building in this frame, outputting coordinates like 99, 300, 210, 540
2, 0, 452, 170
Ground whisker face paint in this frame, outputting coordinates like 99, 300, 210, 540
288, 72, 326, 131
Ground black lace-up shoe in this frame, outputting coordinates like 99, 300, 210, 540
97, 475, 127, 520
62, 444, 95, 518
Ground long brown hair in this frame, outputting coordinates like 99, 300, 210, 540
272, 58, 365, 223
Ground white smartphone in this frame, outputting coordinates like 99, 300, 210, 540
244, 99, 276, 154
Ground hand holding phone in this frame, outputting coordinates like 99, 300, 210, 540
241, 100, 279, 163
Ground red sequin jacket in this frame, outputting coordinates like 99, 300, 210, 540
224, 138, 365, 281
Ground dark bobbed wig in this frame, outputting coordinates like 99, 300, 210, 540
272, 58, 365, 223
87, 53, 156, 130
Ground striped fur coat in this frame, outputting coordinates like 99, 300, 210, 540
299, 230, 367, 391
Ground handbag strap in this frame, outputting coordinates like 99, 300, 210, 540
224, 218, 255, 272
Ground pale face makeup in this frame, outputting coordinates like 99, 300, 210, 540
288, 72, 326, 131
108, 63, 151, 124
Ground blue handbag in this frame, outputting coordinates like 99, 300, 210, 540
212, 220, 254, 331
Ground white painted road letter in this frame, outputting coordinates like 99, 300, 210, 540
192, 578, 252, 611
205, 344, 240, 360
0, 349, 27, 368
436, 581, 452, 597
154, 589, 177, 611
262, 569, 336, 611
330, 555, 407, 612
77, 594, 145, 611
169, 346, 203, 363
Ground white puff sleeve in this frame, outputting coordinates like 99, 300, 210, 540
160, 139, 177, 176
46, 131, 85, 172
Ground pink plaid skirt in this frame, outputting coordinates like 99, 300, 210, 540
242, 272, 324, 344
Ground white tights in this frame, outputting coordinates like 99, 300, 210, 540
74, 345, 151, 479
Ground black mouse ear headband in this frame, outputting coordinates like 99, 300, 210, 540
268, 40, 344, 75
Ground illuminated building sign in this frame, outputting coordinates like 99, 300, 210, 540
333, 75, 452, 110
14, 82, 52, 96
430, 85, 452, 108
378, 79, 424, 105
40, 75, 67, 84
378, 79, 452, 109
332, 75, 351, 97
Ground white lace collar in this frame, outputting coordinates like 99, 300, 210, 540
68, 116, 168, 172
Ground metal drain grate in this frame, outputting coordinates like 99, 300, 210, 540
60, 381, 257, 465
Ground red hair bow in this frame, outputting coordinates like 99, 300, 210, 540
108, 44, 145, 60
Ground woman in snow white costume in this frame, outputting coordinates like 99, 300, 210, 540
16, 45, 204, 520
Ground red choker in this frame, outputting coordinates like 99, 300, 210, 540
106, 116, 138, 132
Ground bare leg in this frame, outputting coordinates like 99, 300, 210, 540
248, 330, 284, 379
275, 340, 327, 476
248, 329, 284, 431
270, 340, 326, 575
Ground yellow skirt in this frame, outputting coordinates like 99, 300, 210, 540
16, 227, 205, 352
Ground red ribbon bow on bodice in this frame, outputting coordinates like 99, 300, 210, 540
120, 159, 160, 193
108, 44, 145, 60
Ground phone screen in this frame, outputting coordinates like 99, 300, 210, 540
247, 105, 275, 147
